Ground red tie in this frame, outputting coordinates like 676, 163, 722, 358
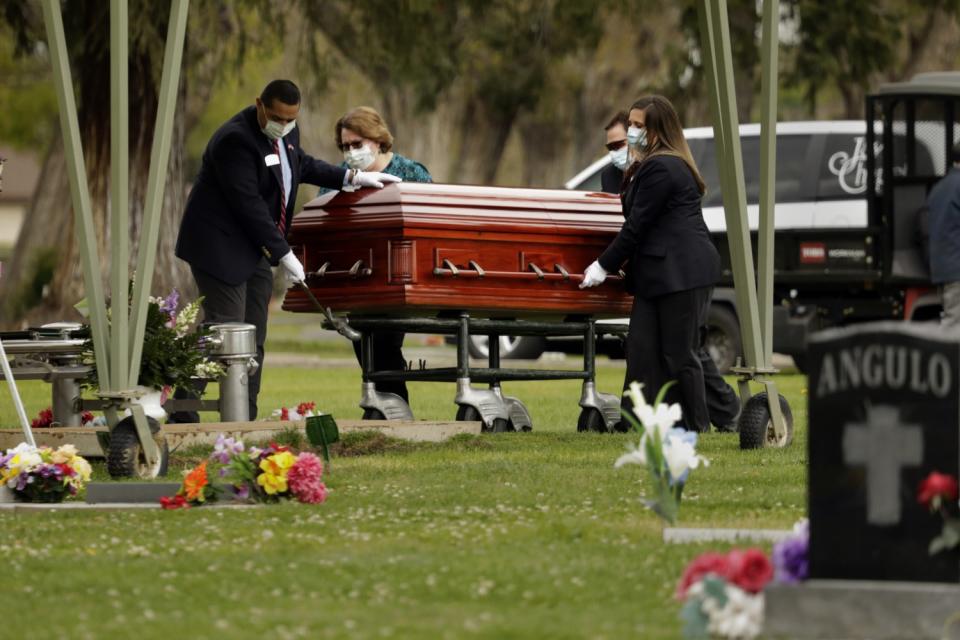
273, 139, 286, 236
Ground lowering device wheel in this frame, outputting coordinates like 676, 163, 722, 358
738, 392, 794, 450
456, 404, 510, 433
576, 408, 608, 433
107, 416, 169, 479
362, 408, 386, 420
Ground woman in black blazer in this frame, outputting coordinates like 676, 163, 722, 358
581, 95, 721, 432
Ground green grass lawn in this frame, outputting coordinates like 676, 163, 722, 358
0, 340, 808, 639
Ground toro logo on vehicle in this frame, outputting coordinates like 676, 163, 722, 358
800, 242, 827, 264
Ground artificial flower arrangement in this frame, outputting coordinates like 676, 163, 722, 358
271, 401, 318, 421
0, 442, 93, 502
32, 407, 97, 429
676, 520, 808, 640
614, 381, 709, 524
917, 470, 960, 554
160, 434, 328, 509
82, 287, 224, 393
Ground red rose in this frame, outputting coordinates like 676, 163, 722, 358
726, 548, 774, 593
917, 471, 959, 509
160, 495, 190, 510
81, 411, 95, 424
676, 552, 730, 599
280, 407, 290, 421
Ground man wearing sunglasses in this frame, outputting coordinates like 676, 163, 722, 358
601, 111, 631, 194
173, 80, 401, 421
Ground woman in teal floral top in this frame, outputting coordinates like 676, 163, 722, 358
333, 106, 432, 406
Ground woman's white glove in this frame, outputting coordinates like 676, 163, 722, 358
280, 250, 306, 284
579, 260, 608, 289
354, 171, 403, 189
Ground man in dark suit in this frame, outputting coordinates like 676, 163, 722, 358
594, 110, 739, 432
173, 79, 400, 420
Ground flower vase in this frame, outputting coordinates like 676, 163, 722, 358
126, 385, 170, 422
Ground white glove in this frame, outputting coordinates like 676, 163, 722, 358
579, 260, 608, 289
354, 170, 403, 189
279, 250, 306, 284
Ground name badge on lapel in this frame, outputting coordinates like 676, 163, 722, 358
264, 154, 280, 167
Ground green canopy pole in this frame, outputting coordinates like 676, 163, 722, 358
128, 0, 190, 388
757, 0, 779, 368
109, 0, 130, 390
40, 0, 111, 390
701, 0, 764, 371
756, 0, 786, 439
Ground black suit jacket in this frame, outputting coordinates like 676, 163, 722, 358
600, 163, 624, 195
176, 106, 347, 285
598, 154, 720, 298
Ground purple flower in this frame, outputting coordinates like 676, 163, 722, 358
232, 484, 250, 501
773, 524, 809, 583
210, 434, 245, 465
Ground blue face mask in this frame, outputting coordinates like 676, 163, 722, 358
627, 125, 647, 151
608, 145, 630, 171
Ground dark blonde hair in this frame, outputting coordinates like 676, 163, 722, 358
629, 95, 705, 194
335, 106, 394, 152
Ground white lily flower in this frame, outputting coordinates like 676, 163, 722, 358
661, 433, 709, 484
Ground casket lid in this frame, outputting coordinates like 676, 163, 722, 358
299, 182, 622, 235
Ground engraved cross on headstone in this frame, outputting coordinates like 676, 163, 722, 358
842, 405, 923, 526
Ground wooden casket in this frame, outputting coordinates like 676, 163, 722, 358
282, 183, 632, 318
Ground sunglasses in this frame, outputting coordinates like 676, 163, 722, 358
338, 140, 368, 152
605, 139, 627, 152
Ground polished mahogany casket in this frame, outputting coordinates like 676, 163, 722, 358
281, 183, 632, 318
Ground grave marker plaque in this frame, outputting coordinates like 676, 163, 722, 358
808, 322, 960, 583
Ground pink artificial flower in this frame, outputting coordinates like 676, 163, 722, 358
287, 452, 327, 504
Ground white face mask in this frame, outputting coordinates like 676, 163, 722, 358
627, 125, 647, 151
608, 145, 630, 171
344, 145, 376, 171
262, 119, 296, 141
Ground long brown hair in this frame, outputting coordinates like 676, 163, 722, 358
628, 95, 705, 194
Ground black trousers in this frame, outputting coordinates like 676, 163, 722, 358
622, 286, 713, 432
352, 331, 409, 402
700, 343, 740, 428
168, 259, 273, 422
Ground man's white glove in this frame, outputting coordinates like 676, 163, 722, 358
279, 250, 306, 285
353, 170, 403, 189
579, 260, 608, 289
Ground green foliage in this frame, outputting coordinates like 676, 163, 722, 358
82, 291, 219, 392
0, 22, 56, 151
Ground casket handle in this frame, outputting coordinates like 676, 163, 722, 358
553, 263, 570, 280
349, 260, 372, 277
527, 262, 545, 280
434, 258, 460, 277
314, 261, 331, 277
468, 260, 485, 278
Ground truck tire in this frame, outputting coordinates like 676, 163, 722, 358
704, 304, 741, 375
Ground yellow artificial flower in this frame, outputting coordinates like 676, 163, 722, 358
257, 451, 296, 495
69, 456, 92, 482
51, 444, 79, 464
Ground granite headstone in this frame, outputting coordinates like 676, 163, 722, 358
808, 322, 960, 583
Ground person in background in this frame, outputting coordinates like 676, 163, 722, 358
172, 82, 400, 421
581, 96, 721, 432
595, 110, 739, 432
330, 106, 433, 404
927, 141, 960, 328
601, 111, 631, 194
